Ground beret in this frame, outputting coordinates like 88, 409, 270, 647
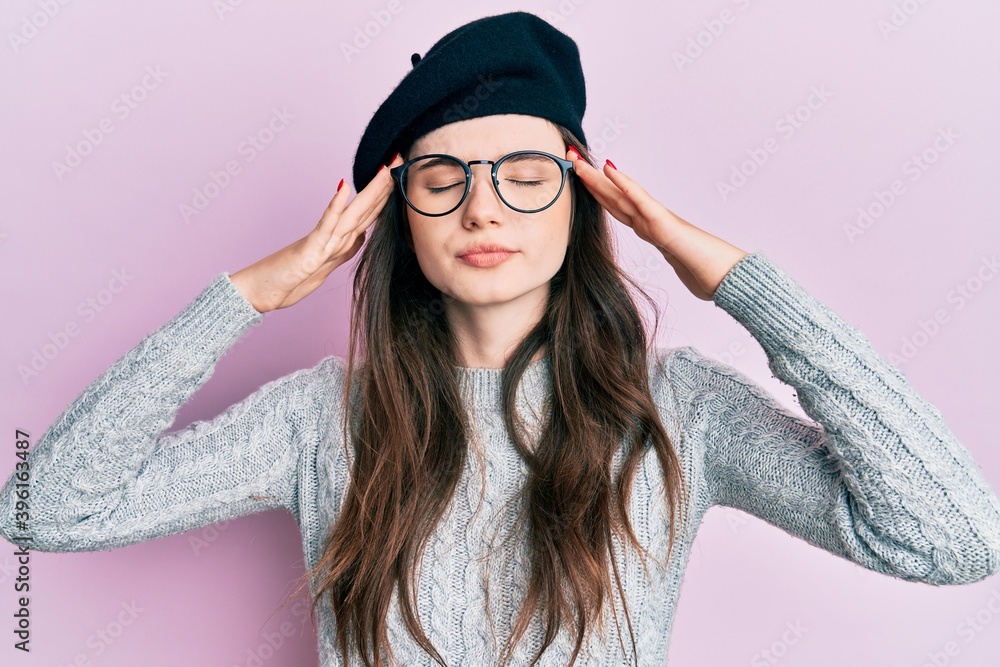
351, 11, 588, 192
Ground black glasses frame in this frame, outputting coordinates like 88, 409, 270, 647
389, 150, 576, 217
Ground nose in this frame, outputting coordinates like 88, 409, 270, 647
461, 162, 505, 226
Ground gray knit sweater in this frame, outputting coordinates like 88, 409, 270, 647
3, 252, 1000, 666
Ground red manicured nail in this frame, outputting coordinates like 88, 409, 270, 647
385, 151, 401, 168
605, 158, 618, 170
337, 178, 345, 192
567, 146, 581, 160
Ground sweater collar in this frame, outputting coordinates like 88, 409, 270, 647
453, 354, 551, 413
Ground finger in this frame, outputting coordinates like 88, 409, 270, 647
318, 157, 398, 239
566, 151, 621, 209
599, 162, 649, 221
316, 178, 353, 234
333, 177, 353, 207
344, 153, 406, 231
603, 163, 676, 224
323, 227, 365, 261
341, 169, 398, 238
571, 155, 641, 225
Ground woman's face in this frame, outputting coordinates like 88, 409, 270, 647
402, 114, 573, 312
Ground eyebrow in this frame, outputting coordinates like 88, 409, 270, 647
501, 153, 551, 164
410, 152, 554, 172
411, 157, 457, 173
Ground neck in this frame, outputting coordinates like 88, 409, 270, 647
445, 284, 549, 370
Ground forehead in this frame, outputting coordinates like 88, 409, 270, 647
409, 114, 563, 160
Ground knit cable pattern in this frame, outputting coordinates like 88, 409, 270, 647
2, 252, 999, 666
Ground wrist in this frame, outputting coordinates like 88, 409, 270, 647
658, 227, 749, 297
229, 269, 267, 314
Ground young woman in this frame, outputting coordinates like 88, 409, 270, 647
3, 11, 1000, 667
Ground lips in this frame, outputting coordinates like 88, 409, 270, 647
457, 243, 516, 257
457, 249, 517, 268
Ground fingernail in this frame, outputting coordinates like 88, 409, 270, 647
606, 159, 618, 170
384, 152, 400, 168
378, 164, 386, 173
337, 178, 345, 192
567, 146, 581, 160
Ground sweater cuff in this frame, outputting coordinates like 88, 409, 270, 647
158, 272, 265, 359
711, 252, 822, 353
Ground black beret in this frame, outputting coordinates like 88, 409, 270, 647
351, 11, 588, 192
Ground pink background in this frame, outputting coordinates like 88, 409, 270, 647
2, 1, 1000, 665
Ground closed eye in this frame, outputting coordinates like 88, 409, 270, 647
427, 183, 463, 194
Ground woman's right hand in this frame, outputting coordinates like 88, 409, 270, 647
229, 153, 404, 313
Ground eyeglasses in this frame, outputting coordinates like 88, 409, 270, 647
389, 150, 576, 217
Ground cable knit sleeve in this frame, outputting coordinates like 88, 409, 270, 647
0, 273, 331, 553
666, 252, 1000, 586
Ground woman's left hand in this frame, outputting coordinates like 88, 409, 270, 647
567, 147, 749, 301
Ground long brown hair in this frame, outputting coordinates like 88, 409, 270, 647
281, 124, 689, 666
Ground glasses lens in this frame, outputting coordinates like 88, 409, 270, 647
403, 156, 467, 215
496, 153, 564, 212
402, 153, 565, 215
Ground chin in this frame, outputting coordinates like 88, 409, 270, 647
449, 292, 516, 307
444, 285, 528, 307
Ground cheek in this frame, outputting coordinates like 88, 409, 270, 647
542, 200, 573, 251
409, 221, 452, 283
522, 211, 571, 276
408, 217, 436, 253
